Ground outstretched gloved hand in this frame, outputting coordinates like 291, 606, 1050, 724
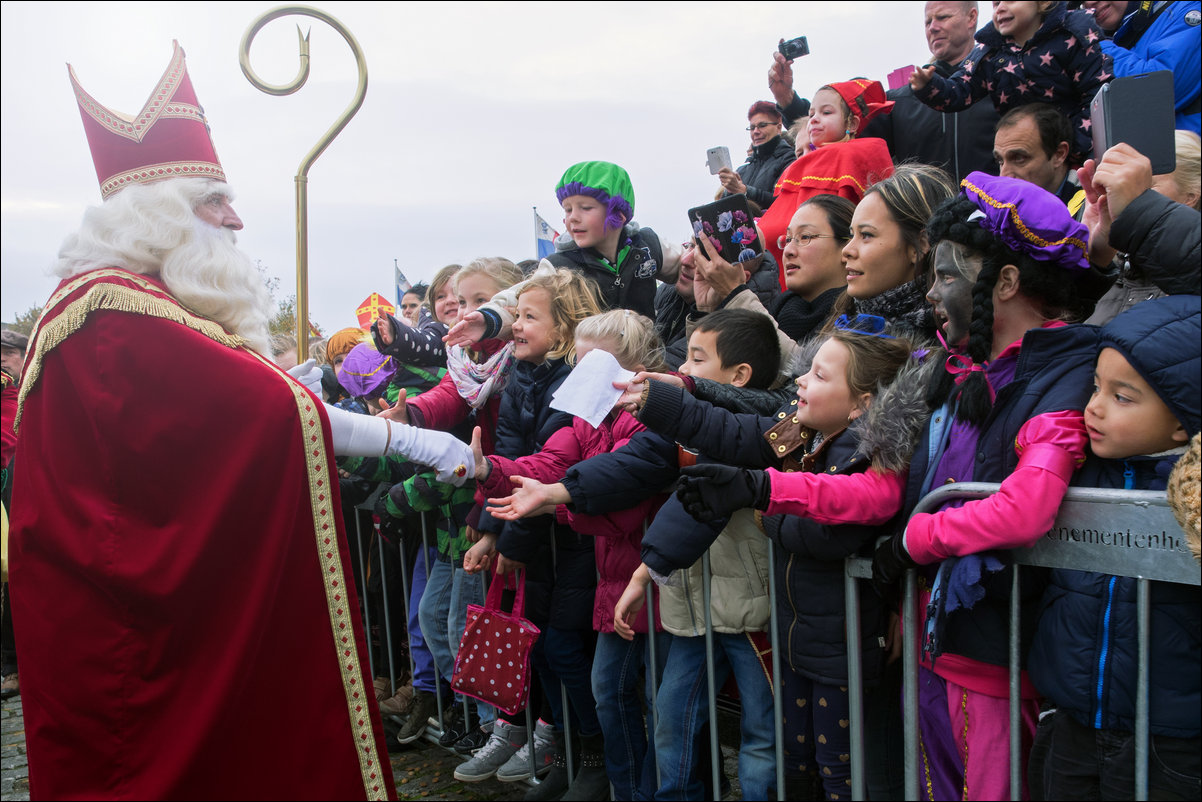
675, 464, 771, 523
871, 532, 919, 599
285, 358, 323, 397
387, 423, 476, 487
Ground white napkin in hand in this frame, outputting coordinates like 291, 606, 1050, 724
550, 349, 635, 429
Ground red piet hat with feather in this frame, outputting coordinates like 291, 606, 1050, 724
68, 41, 226, 199
825, 79, 894, 128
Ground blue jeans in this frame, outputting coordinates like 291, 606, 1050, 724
543, 626, 600, 738
652, 632, 776, 801
593, 630, 672, 801
408, 545, 439, 694
418, 557, 495, 725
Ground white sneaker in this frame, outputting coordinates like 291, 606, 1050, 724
496, 718, 559, 782
452, 719, 528, 782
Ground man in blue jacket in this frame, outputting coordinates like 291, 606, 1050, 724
1085, 0, 1202, 135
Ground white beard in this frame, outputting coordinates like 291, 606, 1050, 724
159, 221, 273, 356
53, 180, 274, 356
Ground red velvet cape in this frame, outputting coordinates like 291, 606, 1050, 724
9, 268, 396, 800
759, 138, 896, 289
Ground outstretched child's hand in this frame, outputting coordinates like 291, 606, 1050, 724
487, 475, 564, 520
375, 388, 409, 425
463, 532, 497, 574
613, 564, 652, 641
444, 311, 488, 348
470, 426, 491, 482
677, 464, 771, 522
376, 314, 395, 347
910, 64, 936, 91
615, 372, 686, 413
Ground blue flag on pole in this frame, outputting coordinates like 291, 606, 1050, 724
395, 260, 412, 307
534, 208, 559, 260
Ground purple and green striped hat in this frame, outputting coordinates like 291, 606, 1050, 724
555, 161, 635, 232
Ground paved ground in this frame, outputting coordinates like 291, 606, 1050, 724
1, 691, 29, 801
2, 691, 740, 800
0, 690, 524, 801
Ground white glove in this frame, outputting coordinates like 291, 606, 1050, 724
388, 423, 477, 486
322, 404, 475, 487
286, 358, 323, 397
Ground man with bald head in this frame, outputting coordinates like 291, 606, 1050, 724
860, 1, 1000, 181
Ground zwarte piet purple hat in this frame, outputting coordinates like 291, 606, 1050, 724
959, 172, 1090, 271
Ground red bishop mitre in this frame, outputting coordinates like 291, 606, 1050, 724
68, 40, 226, 200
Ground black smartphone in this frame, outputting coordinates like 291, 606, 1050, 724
778, 36, 809, 61
1089, 71, 1176, 173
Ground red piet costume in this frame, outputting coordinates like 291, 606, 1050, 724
759, 137, 895, 272
759, 78, 896, 287
8, 43, 395, 801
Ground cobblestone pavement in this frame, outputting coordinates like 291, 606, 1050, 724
1, 691, 29, 801
1, 690, 526, 800
1, 693, 576, 801
2, 691, 740, 800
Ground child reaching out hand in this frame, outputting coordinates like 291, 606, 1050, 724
628, 314, 936, 799
466, 308, 671, 800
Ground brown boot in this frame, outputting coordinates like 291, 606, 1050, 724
377, 682, 415, 718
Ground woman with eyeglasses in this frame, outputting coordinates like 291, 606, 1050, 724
769, 195, 856, 341
758, 79, 897, 287
716, 101, 798, 213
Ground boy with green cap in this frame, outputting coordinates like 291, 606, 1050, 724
447, 161, 682, 346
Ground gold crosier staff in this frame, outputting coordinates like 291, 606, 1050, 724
239, 5, 368, 363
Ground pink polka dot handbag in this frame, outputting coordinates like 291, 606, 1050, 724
451, 567, 541, 716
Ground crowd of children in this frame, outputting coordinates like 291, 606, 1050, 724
294, 145, 1198, 802
280, 4, 1200, 798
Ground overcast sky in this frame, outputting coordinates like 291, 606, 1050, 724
1, 1, 939, 332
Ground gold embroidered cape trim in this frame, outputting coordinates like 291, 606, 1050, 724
258, 350, 387, 799
19, 269, 386, 797
101, 161, 226, 197
961, 177, 1089, 257
16, 271, 245, 429
69, 44, 187, 143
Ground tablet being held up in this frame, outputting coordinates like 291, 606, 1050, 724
1090, 71, 1177, 175
688, 194, 763, 265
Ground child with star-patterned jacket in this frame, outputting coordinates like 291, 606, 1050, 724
912, 1, 1111, 163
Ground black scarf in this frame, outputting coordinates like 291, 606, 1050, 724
854, 279, 934, 339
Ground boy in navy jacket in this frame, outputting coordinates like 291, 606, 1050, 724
1028, 295, 1200, 800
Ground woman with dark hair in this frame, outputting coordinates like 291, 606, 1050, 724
829, 161, 959, 341
768, 194, 855, 341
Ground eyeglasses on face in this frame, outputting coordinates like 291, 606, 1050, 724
746, 122, 779, 131
777, 233, 836, 249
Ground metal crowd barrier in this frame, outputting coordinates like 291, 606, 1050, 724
354, 479, 1196, 802
844, 483, 1199, 801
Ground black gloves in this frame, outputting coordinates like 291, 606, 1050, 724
871, 532, 919, 599
675, 464, 771, 523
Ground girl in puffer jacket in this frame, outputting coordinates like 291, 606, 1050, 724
471, 309, 670, 800
629, 314, 938, 800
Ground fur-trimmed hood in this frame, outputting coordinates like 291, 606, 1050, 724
791, 332, 943, 474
